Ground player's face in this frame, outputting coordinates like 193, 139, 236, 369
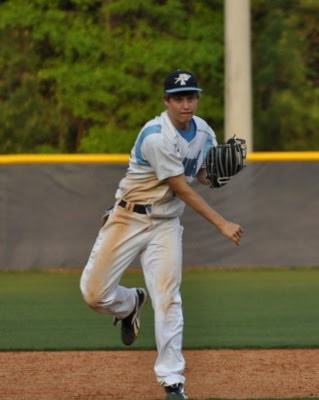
164, 93, 199, 130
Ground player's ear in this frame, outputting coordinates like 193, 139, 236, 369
163, 94, 170, 107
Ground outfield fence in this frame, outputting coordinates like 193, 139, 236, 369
0, 152, 318, 269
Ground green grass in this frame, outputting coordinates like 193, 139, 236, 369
183, 268, 319, 348
1, 268, 319, 350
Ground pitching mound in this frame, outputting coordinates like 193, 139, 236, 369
1, 349, 319, 399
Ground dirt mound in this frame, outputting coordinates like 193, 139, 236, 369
1, 349, 319, 399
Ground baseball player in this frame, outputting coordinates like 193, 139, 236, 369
80, 69, 243, 400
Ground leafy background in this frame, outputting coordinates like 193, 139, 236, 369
0, 0, 318, 154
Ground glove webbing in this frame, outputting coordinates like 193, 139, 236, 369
216, 145, 232, 186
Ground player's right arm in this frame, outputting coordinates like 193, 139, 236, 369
196, 167, 210, 185
166, 174, 243, 246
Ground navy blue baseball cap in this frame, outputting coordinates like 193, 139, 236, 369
164, 69, 203, 94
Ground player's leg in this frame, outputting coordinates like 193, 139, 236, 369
80, 207, 151, 320
140, 217, 185, 387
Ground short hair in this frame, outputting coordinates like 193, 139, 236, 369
163, 91, 201, 100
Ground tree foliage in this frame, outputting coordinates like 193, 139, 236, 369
252, 0, 319, 150
0, 0, 318, 153
0, 0, 224, 153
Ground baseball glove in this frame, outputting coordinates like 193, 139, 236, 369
206, 136, 247, 188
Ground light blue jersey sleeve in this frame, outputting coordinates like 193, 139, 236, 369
137, 128, 184, 181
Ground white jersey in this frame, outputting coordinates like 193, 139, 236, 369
115, 110, 217, 218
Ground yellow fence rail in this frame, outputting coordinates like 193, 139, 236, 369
0, 152, 319, 164
247, 151, 319, 162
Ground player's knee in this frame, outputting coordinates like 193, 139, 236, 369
80, 279, 100, 308
80, 272, 97, 303
80, 281, 115, 312
81, 286, 99, 308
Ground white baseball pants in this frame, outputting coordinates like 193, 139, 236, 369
80, 206, 185, 386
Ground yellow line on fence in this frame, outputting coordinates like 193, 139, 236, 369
0, 154, 130, 164
247, 152, 319, 162
0, 152, 319, 164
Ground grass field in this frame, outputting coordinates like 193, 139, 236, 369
1, 267, 319, 351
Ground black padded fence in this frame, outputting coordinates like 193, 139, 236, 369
0, 160, 318, 269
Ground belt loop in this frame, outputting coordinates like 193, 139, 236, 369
124, 201, 134, 212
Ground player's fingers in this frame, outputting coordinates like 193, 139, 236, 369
236, 226, 243, 238
232, 234, 239, 245
233, 229, 243, 245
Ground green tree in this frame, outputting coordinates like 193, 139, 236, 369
252, 0, 319, 150
0, 2, 67, 153
0, 0, 224, 154
1, 0, 318, 153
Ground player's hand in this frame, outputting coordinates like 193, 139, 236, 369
218, 220, 243, 246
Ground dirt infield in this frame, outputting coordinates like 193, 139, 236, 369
1, 349, 319, 400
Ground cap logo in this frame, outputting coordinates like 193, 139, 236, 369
174, 73, 191, 86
